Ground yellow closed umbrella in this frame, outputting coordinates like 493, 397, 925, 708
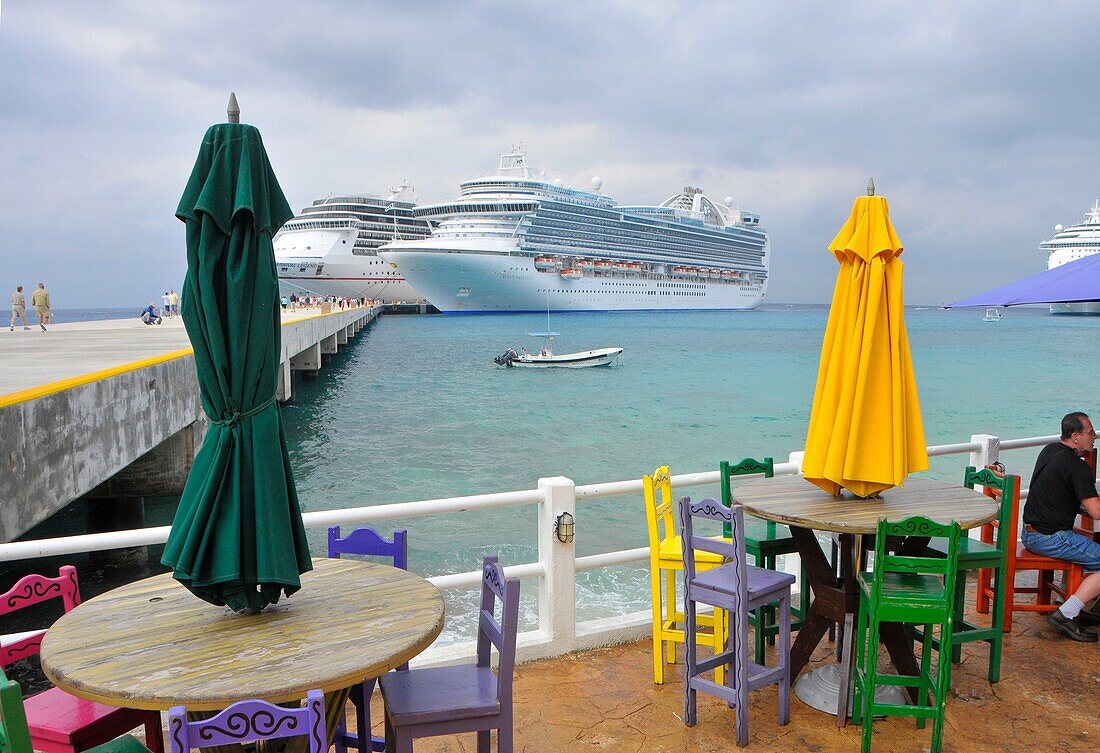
802, 185, 928, 498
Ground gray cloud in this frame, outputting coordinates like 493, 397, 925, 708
2, 0, 1100, 307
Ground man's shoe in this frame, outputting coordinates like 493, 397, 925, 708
1048, 611, 1099, 641
1078, 610, 1100, 629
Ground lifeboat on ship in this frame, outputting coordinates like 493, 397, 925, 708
612, 262, 632, 271
593, 261, 613, 272
577, 259, 596, 269
560, 268, 584, 280
534, 256, 558, 271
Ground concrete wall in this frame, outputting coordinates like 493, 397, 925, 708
0, 306, 378, 542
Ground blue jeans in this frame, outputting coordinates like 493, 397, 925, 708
1022, 528, 1100, 573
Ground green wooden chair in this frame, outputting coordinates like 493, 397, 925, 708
853, 516, 961, 753
0, 669, 152, 753
720, 458, 810, 666
919, 466, 1018, 682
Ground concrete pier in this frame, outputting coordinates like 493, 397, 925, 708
0, 305, 379, 542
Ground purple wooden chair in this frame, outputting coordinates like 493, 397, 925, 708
379, 555, 519, 753
679, 497, 794, 748
328, 526, 408, 753
167, 691, 325, 753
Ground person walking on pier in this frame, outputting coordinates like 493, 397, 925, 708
9, 285, 29, 331
162, 291, 172, 316
168, 289, 179, 317
1021, 411, 1100, 641
30, 282, 50, 331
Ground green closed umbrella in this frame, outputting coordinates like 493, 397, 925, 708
162, 114, 312, 611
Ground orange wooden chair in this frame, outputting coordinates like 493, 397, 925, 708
978, 449, 1096, 630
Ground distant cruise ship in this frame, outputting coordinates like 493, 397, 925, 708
1041, 199, 1100, 315
273, 184, 432, 301
377, 153, 769, 313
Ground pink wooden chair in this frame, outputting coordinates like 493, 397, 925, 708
168, 691, 325, 753
379, 555, 519, 753
0, 567, 164, 753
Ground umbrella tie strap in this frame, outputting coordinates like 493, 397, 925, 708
211, 394, 277, 428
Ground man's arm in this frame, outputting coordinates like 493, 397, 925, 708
1083, 496, 1100, 520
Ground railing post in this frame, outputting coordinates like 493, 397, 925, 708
788, 450, 804, 474
537, 476, 576, 651
969, 434, 1000, 469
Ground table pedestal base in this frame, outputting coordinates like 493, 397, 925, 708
794, 665, 905, 717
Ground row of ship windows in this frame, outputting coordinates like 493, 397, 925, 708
538, 200, 767, 240
536, 207, 765, 250
536, 288, 706, 296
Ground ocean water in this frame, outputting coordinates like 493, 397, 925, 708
280, 305, 1097, 642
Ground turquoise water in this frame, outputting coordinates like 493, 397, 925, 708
280, 305, 1096, 641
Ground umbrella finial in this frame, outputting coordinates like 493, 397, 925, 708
867, 177, 875, 196
227, 92, 240, 124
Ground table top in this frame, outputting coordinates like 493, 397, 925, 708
40, 558, 445, 711
732, 476, 999, 534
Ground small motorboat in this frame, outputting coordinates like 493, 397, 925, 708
983, 307, 1003, 322
494, 332, 623, 368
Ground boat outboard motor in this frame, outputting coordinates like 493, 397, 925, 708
494, 348, 519, 367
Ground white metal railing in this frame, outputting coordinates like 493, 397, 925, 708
0, 432, 1064, 663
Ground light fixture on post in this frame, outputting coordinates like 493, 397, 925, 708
554, 511, 575, 543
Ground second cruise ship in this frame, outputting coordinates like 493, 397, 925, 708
377, 153, 769, 313
1040, 199, 1100, 315
274, 184, 432, 301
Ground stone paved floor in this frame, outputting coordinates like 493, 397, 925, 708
362, 607, 1099, 753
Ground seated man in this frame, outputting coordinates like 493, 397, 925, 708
140, 303, 162, 325
1021, 411, 1100, 641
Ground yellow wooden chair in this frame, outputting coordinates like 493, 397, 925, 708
644, 465, 726, 684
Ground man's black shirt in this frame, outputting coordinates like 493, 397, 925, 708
1022, 442, 1099, 535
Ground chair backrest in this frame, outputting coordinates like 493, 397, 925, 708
328, 526, 408, 570
642, 465, 676, 552
964, 465, 1020, 555
719, 457, 774, 537
476, 556, 520, 708
868, 516, 962, 611
1079, 449, 1098, 540
0, 566, 80, 667
168, 691, 325, 753
678, 497, 746, 608
0, 670, 32, 753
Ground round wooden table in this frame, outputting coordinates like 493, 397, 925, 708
40, 557, 444, 748
732, 475, 998, 724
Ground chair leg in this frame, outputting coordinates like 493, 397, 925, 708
976, 566, 991, 614
684, 592, 698, 727
664, 569, 678, 665
988, 564, 1005, 682
143, 711, 165, 753
860, 613, 881, 753
477, 729, 491, 753
852, 597, 867, 725
777, 594, 791, 726
714, 607, 726, 687
652, 565, 666, 684
498, 719, 514, 753
334, 717, 348, 753
916, 624, 933, 730
732, 609, 749, 748
950, 571, 966, 664
828, 540, 838, 642
930, 619, 954, 753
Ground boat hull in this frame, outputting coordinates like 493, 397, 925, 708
378, 248, 766, 313
510, 348, 623, 368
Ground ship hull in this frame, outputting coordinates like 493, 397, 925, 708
1050, 302, 1100, 315
379, 248, 766, 313
275, 227, 423, 302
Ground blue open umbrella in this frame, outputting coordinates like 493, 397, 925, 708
947, 253, 1100, 308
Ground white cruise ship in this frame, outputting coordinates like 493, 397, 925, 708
273, 184, 433, 301
1041, 200, 1100, 315
377, 153, 769, 313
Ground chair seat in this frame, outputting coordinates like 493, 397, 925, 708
24, 687, 147, 746
926, 536, 1000, 561
1015, 541, 1082, 568
379, 665, 500, 726
692, 562, 795, 600
859, 572, 947, 605
658, 535, 725, 564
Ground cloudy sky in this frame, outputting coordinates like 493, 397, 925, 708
2, 1, 1099, 308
